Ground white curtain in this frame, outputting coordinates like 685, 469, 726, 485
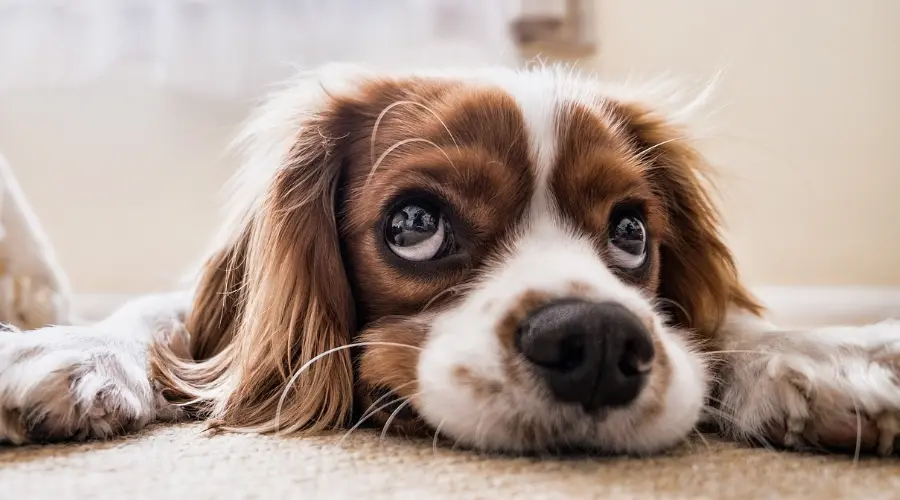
0, 0, 523, 99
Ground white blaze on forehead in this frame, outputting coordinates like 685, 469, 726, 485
470, 66, 604, 218
479, 70, 563, 215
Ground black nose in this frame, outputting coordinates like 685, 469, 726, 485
514, 299, 655, 411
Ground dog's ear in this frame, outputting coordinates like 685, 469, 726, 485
153, 67, 368, 433
613, 102, 762, 341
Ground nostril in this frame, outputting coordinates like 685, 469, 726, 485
618, 329, 656, 377
617, 339, 655, 377
515, 299, 594, 373
556, 334, 586, 372
515, 323, 587, 372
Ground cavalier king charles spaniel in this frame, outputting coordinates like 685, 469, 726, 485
2, 64, 900, 456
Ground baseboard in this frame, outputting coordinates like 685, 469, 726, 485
71, 293, 139, 322
753, 286, 900, 327
71, 286, 900, 327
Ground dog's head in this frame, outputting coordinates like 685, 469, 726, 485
179, 64, 760, 454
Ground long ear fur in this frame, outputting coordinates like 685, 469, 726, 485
614, 102, 763, 341
151, 67, 365, 434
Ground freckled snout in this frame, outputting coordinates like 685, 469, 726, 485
515, 299, 655, 411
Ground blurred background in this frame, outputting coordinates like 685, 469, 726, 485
0, 0, 898, 298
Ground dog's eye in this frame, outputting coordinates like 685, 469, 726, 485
385, 202, 452, 261
608, 212, 647, 269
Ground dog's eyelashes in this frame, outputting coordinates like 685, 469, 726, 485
386, 202, 452, 261
608, 212, 647, 269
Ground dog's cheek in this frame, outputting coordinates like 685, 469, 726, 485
354, 318, 430, 433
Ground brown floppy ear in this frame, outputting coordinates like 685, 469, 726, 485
614, 102, 763, 341
152, 80, 358, 434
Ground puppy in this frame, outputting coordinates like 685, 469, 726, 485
2, 64, 899, 455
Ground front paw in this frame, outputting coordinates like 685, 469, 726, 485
718, 324, 900, 456
763, 356, 900, 455
0, 328, 177, 444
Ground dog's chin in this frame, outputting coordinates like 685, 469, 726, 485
413, 322, 709, 456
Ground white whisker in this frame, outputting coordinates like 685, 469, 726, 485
850, 391, 862, 466
359, 380, 418, 425
702, 350, 770, 356
421, 282, 474, 312
370, 100, 461, 166
693, 427, 712, 452
380, 396, 416, 441
634, 136, 693, 161
338, 386, 415, 446
653, 297, 691, 323
432, 419, 447, 455
275, 341, 422, 432
365, 137, 457, 187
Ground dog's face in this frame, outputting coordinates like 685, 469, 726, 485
184, 65, 758, 455
341, 76, 707, 454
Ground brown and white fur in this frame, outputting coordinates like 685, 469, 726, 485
2, 64, 899, 456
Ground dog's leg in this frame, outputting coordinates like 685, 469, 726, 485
0, 292, 191, 445
713, 309, 900, 455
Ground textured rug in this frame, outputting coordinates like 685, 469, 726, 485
4, 423, 900, 499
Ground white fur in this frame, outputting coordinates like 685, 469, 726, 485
0, 294, 188, 444
716, 309, 900, 454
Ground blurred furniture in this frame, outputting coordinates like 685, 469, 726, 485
0, 154, 70, 328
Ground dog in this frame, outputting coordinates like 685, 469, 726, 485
2, 64, 899, 455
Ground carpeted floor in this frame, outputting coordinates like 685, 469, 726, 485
4, 423, 900, 499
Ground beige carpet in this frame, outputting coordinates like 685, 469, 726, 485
3, 423, 900, 499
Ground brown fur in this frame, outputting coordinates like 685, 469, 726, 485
186, 226, 249, 361
152, 79, 538, 435
495, 290, 554, 353
339, 83, 534, 323
609, 102, 763, 343
552, 102, 667, 292
453, 366, 504, 399
354, 317, 429, 433
148, 73, 762, 440
153, 109, 357, 433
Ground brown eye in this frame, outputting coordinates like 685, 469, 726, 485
385, 202, 451, 261
608, 212, 647, 269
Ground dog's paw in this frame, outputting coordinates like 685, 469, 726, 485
760, 353, 900, 455
0, 327, 179, 445
718, 321, 900, 455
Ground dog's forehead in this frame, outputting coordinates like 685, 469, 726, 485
346, 73, 649, 226
475, 75, 651, 224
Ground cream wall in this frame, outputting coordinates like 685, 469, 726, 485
0, 71, 245, 293
0, 1, 898, 293
592, 0, 900, 286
